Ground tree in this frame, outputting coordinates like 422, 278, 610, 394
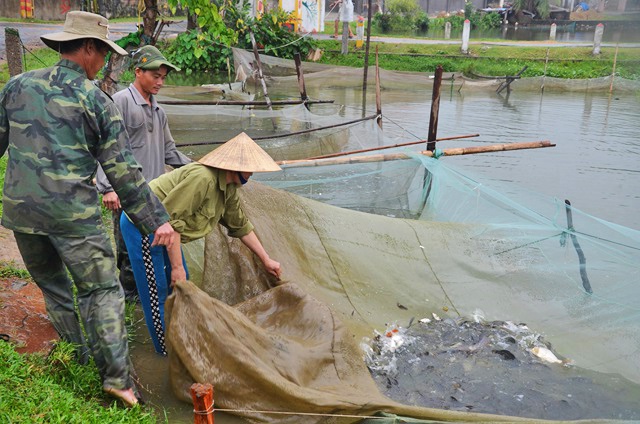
511, 0, 550, 20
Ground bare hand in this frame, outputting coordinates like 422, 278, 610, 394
102, 191, 121, 211
263, 258, 281, 279
151, 222, 175, 248
170, 266, 187, 287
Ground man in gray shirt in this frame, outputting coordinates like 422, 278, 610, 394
97, 45, 191, 299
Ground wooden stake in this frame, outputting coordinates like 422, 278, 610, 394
278, 140, 555, 167
375, 46, 382, 130
191, 383, 214, 424
294, 53, 309, 109
362, 0, 373, 93
427, 65, 443, 152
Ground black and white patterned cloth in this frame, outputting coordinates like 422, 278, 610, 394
141, 235, 167, 356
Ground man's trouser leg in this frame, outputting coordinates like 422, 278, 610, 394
112, 209, 137, 299
14, 232, 90, 364
14, 231, 132, 390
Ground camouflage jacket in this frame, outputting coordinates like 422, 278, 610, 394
0, 59, 169, 236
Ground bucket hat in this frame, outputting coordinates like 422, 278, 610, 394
41, 11, 127, 56
198, 133, 281, 173
132, 45, 180, 72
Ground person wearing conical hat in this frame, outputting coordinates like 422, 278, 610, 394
119, 132, 282, 356
96, 45, 191, 301
0, 11, 179, 407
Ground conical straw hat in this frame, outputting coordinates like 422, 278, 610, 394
198, 132, 281, 172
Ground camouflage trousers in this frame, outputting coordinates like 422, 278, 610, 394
14, 231, 133, 391
111, 209, 137, 299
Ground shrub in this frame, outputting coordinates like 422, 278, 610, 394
373, 12, 393, 33
415, 12, 430, 33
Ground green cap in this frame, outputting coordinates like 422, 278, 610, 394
132, 45, 180, 72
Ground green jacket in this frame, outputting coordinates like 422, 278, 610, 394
150, 163, 254, 243
0, 59, 169, 235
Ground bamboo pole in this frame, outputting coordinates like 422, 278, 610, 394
305, 133, 480, 160
609, 43, 619, 94
427, 65, 443, 151
249, 31, 276, 129
191, 383, 214, 424
178, 114, 379, 147
541, 48, 550, 94
278, 141, 555, 167
159, 99, 334, 106
375, 46, 382, 130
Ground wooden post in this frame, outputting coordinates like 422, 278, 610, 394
362, 0, 373, 93
375, 46, 382, 130
294, 53, 309, 109
427, 66, 443, 152
496, 65, 528, 95
191, 383, 214, 424
5, 28, 24, 77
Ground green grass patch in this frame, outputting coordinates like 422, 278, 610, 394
0, 341, 156, 424
314, 40, 640, 79
0, 261, 30, 279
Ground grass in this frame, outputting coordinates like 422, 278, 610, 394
0, 341, 157, 424
0, 260, 30, 279
314, 40, 640, 79
0, 158, 156, 422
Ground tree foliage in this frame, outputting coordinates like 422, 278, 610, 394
164, 0, 316, 74
511, 0, 550, 19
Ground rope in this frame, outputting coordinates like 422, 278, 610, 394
213, 407, 387, 420
18, 38, 48, 70
193, 403, 215, 415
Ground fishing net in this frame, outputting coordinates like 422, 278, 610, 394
158, 53, 640, 422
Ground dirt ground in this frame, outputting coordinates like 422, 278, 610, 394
0, 224, 59, 354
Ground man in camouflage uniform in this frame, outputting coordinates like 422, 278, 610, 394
0, 11, 176, 407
